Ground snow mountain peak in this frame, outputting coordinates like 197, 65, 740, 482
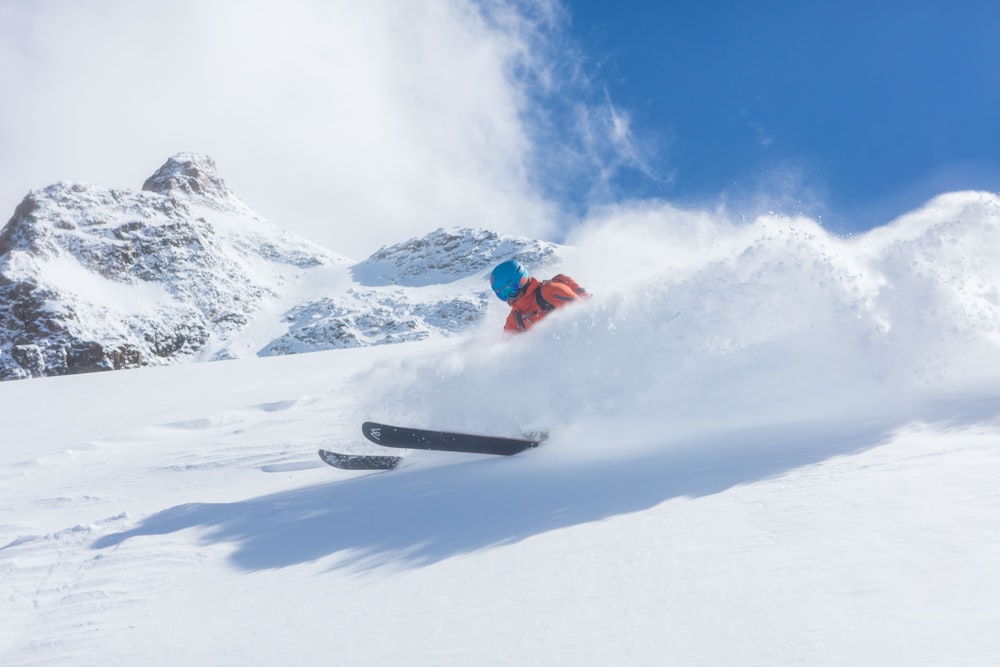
0, 155, 347, 379
0, 156, 566, 380
141, 152, 239, 207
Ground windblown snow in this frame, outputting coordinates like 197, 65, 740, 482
3, 191, 1000, 665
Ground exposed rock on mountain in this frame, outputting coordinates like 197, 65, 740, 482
0, 153, 347, 379
142, 154, 239, 203
258, 226, 559, 356
0, 155, 563, 380
352, 227, 556, 287
261, 288, 487, 355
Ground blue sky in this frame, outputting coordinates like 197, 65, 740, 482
560, 1, 1000, 232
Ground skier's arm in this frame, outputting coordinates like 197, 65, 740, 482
539, 281, 580, 309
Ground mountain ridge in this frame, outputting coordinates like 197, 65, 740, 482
0, 153, 561, 380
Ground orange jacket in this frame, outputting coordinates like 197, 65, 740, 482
503, 277, 582, 333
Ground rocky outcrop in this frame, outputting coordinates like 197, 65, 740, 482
0, 156, 565, 380
142, 153, 237, 203
0, 153, 345, 380
352, 227, 557, 287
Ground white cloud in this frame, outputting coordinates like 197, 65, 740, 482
0, 0, 658, 258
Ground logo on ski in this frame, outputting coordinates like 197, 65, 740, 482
369, 426, 381, 442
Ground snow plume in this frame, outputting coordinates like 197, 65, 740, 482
361, 191, 1000, 446
0, 0, 651, 257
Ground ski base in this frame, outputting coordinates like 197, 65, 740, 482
362, 421, 541, 456
318, 449, 401, 471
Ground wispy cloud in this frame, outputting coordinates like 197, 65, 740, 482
0, 0, 663, 257
746, 117, 774, 148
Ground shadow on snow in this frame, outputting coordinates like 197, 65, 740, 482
90, 412, 942, 572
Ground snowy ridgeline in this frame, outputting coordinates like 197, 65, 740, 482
0, 153, 560, 380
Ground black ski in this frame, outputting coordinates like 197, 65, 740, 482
318, 449, 401, 471
362, 421, 541, 456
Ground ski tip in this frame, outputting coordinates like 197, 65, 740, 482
318, 448, 402, 471
361, 421, 390, 445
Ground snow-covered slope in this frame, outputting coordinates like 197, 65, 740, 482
0, 153, 346, 378
254, 228, 559, 356
351, 226, 557, 287
0, 155, 561, 378
3, 192, 1000, 665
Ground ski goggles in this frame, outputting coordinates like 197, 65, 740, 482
494, 276, 527, 302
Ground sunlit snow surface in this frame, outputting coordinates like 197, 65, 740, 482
3, 192, 1000, 665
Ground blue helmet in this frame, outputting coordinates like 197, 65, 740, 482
490, 260, 529, 301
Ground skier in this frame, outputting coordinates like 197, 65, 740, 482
489, 260, 588, 334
